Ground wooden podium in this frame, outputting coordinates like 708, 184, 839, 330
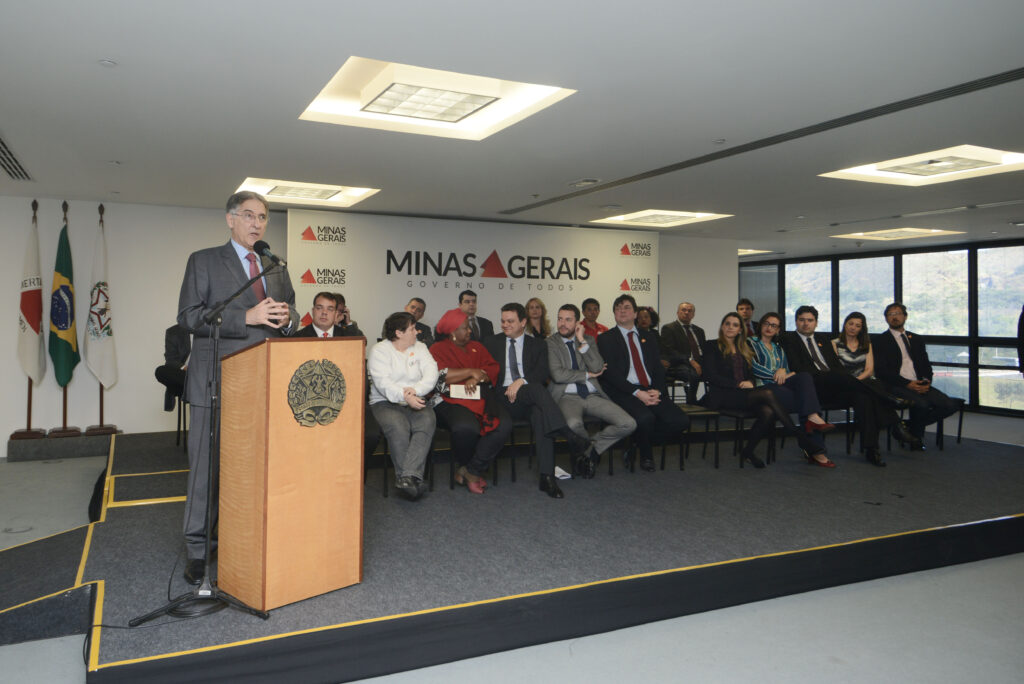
218, 337, 365, 611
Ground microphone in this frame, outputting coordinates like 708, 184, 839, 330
253, 240, 287, 268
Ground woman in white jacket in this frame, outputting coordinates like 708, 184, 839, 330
368, 311, 439, 500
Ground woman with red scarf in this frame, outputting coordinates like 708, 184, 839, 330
430, 308, 511, 494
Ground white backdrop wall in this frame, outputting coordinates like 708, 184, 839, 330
287, 209, 661, 341
0, 194, 735, 443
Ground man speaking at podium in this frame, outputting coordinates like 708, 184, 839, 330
177, 191, 297, 585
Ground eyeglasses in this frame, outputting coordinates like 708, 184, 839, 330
762, 322, 780, 329
230, 210, 268, 224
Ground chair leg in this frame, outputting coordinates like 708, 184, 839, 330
956, 404, 964, 444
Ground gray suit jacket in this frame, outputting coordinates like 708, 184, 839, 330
177, 241, 298, 406
546, 333, 607, 402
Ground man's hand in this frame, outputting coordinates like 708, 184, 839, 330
907, 379, 930, 395
505, 378, 526, 402
403, 387, 426, 409
588, 363, 607, 379
690, 359, 702, 375
574, 322, 587, 344
246, 298, 290, 328
635, 389, 660, 406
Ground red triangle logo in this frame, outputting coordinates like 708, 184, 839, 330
619, 279, 630, 291
620, 243, 631, 256
480, 250, 508, 278
301, 226, 317, 241
300, 312, 312, 327
301, 269, 317, 284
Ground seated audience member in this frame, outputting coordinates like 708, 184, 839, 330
749, 311, 834, 435
872, 303, 960, 446
637, 306, 660, 337
833, 312, 874, 380
781, 305, 915, 465
297, 291, 362, 338
525, 297, 551, 339
596, 294, 689, 472
737, 298, 758, 338
429, 308, 511, 494
452, 289, 493, 342
483, 303, 591, 499
547, 304, 636, 478
331, 293, 364, 337
581, 297, 608, 338
154, 323, 191, 411
368, 312, 439, 500
658, 301, 705, 404
405, 297, 434, 346
703, 312, 830, 468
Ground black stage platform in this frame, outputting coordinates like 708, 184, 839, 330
1, 431, 1022, 683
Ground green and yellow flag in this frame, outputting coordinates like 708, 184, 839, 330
48, 222, 80, 386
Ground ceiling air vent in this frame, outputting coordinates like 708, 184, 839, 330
0, 135, 32, 181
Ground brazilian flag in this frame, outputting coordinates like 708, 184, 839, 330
48, 223, 80, 387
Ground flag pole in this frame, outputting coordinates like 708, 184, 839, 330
86, 203, 117, 436
11, 199, 45, 440
49, 200, 82, 438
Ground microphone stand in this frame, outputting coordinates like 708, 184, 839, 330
131, 262, 282, 627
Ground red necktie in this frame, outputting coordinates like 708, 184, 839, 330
323, 331, 329, 338
246, 253, 266, 301
629, 331, 650, 387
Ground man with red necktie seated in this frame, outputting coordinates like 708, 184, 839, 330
596, 294, 689, 472
296, 292, 364, 338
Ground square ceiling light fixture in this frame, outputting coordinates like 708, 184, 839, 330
830, 227, 965, 241
299, 57, 575, 140
820, 145, 1024, 186
590, 209, 732, 228
236, 178, 380, 208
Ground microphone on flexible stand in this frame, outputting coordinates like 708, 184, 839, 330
253, 240, 286, 268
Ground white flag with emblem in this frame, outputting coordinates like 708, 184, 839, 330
84, 221, 118, 388
17, 215, 46, 384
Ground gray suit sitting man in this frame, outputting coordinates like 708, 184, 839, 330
547, 304, 637, 478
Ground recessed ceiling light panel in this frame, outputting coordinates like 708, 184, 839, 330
591, 209, 732, 228
738, 248, 772, 256
830, 227, 965, 241
237, 178, 379, 208
300, 57, 575, 140
820, 145, 1024, 186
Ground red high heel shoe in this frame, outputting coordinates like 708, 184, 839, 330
804, 419, 836, 434
804, 450, 836, 468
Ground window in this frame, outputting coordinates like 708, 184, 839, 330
785, 262, 832, 332
838, 256, 894, 335
739, 264, 778, 319
978, 246, 1024, 337
978, 346, 1023, 410
902, 251, 968, 335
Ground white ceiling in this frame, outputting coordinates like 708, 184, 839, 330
2, 0, 1023, 260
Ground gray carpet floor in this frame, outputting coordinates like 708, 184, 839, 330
80, 435, 1024, 668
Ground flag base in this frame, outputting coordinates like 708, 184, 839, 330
9, 428, 46, 440
85, 424, 118, 436
48, 427, 82, 438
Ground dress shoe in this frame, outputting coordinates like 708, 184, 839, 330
885, 394, 913, 410
395, 475, 423, 501
184, 558, 204, 586
804, 450, 836, 468
561, 429, 591, 458
639, 457, 656, 472
891, 420, 916, 445
539, 474, 564, 499
742, 452, 766, 469
865, 447, 887, 467
804, 419, 836, 434
906, 439, 925, 452
621, 446, 636, 472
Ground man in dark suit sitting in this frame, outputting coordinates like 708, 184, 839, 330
596, 294, 689, 472
177, 191, 297, 585
658, 301, 705, 404
872, 303, 960, 445
781, 305, 914, 466
459, 289, 493, 342
405, 297, 434, 346
296, 292, 364, 338
154, 323, 191, 411
483, 302, 590, 498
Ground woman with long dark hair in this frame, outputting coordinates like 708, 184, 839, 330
832, 311, 874, 380
702, 312, 833, 468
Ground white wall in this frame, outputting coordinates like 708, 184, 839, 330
658, 233, 738, 335
0, 193, 736, 441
